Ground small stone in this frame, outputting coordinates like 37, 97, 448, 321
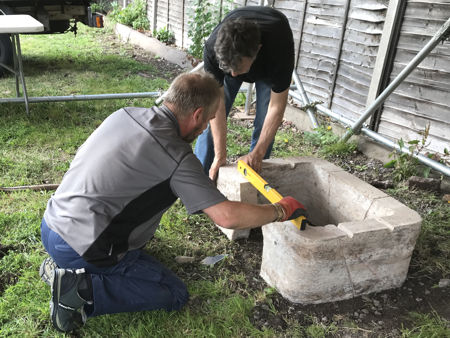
416, 297, 423, 302
373, 299, 381, 307
362, 309, 369, 314
378, 321, 384, 325
359, 313, 366, 319
425, 290, 431, 295
374, 311, 382, 316
407, 176, 440, 192
438, 279, 450, 288
354, 311, 359, 318
175, 256, 195, 264
362, 295, 371, 302
321, 316, 328, 323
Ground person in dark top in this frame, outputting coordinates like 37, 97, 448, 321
194, 6, 295, 180
39, 71, 306, 332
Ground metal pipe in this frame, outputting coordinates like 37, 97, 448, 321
361, 128, 450, 177
0, 92, 162, 103
291, 71, 319, 128
341, 17, 450, 142
290, 86, 450, 177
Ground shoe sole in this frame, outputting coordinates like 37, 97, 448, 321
39, 257, 56, 286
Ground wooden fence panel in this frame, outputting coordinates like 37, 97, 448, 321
295, 0, 348, 103
377, 1, 450, 154
330, 0, 386, 121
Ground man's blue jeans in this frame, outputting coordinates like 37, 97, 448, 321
194, 76, 274, 174
41, 218, 189, 317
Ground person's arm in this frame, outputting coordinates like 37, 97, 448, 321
204, 201, 277, 229
208, 87, 227, 181
239, 88, 289, 172
203, 196, 306, 230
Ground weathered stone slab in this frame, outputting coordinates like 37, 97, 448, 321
215, 164, 257, 240
216, 157, 422, 304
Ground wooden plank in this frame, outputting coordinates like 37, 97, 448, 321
366, 0, 402, 108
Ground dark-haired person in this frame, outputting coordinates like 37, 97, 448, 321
39, 71, 306, 332
194, 6, 295, 180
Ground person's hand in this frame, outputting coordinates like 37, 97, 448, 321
209, 156, 227, 181
276, 196, 307, 221
238, 151, 264, 173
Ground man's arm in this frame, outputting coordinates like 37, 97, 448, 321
239, 88, 289, 172
203, 196, 307, 230
208, 87, 227, 181
204, 200, 277, 229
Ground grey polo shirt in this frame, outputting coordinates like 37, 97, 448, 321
44, 106, 226, 267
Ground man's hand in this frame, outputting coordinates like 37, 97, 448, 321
209, 156, 227, 181
276, 196, 307, 221
238, 151, 264, 173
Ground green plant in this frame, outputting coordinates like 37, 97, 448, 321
109, 0, 149, 31
154, 26, 175, 45
303, 126, 356, 156
400, 311, 450, 337
384, 124, 430, 183
187, 0, 235, 59
90, 0, 113, 13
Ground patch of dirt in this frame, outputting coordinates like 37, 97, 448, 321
0, 244, 18, 296
99, 32, 183, 82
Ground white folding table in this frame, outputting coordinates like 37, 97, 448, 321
0, 15, 44, 114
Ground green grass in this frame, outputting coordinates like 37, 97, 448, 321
1, 22, 449, 337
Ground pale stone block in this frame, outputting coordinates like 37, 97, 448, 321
215, 164, 257, 240
215, 157, 422, 303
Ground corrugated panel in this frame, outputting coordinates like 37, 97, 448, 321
296, 0, 347, 103
156, 0, 169, 31
273, 0, 306, 62
168, 0, 184, 46
377, 1, 450, 155
330, 0, 386, 119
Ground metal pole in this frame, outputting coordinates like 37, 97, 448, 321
0, 91, 162, 104
291, 71, 319, 128
361, 128, 450, 177
244, 83, 253, 115
341, 17, 450, 142
14, 34, 30, 114
288, 88, 450, 177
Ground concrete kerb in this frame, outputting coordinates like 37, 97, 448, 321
112, 22, 193, 70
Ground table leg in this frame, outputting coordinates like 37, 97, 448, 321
10, 35, 20, 97
13, 34, 30, 115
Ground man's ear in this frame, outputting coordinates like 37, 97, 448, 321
192, 107, 204, 123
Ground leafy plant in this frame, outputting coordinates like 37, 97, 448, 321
384, 124, 431, 182
400, 311, 450, 337
109, 0, 149, 31
303, 126, 356, 156
90, 0, 113, 13
187, 0, 235, 59
153, 26, 175, 45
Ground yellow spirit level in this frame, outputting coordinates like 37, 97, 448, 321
237, 160, 307, 230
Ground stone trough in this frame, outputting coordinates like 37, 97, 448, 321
216, 157, 422, 304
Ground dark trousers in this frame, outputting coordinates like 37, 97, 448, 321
41, 218, 189, 317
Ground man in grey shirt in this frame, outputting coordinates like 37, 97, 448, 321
40, 71, 306, 332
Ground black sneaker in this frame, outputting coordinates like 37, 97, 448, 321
39, 256, 58, 286
50, 268, 90, 332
